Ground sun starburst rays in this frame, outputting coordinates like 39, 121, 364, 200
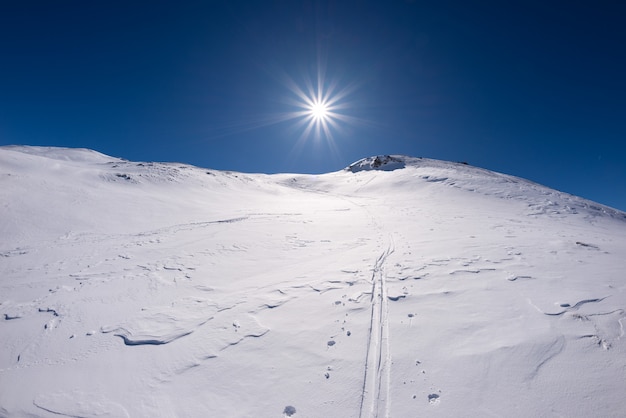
281, 72, 357, 149
200, 63, 364, 162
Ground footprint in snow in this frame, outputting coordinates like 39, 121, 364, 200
428, 393, 440, 405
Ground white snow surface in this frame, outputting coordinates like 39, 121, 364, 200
1, 147, 625, 417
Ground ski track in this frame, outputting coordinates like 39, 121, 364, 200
359, 241, 394, 418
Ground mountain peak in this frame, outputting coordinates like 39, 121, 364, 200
346, 155, 408, 172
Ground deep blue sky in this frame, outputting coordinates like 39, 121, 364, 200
1, 1, 625, 211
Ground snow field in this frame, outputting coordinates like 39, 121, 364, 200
1, 148, 625, 417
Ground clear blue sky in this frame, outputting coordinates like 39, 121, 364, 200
1, 1, 625, 211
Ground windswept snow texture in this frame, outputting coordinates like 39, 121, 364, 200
1, 146, 626, 417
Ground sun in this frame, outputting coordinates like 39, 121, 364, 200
279, 72, 359, 146
309, 100, 329, 121
258, 61, 365, 156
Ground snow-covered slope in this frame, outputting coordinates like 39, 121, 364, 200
1, 147, 625, 417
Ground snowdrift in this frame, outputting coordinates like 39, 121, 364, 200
1, 147, 625, 417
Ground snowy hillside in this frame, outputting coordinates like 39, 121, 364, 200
1, 146, 625, 417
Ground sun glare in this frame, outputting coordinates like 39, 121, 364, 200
204, 68, 362, 149
233, 60, 367, 160
310, 100, 329, 121
278, 68, 361, 149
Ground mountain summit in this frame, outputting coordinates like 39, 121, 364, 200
346, 155, 407, 172
1, 146, 625, 417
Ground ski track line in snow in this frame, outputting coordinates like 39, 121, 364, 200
359, 241, 394, 418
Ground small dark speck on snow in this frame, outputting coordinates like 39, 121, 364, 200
576, 241, 599, 249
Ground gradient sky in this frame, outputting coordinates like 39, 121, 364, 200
1, 1, 625, 211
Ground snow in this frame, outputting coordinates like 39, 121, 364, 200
1, 147, 625, 417
346, 155, 406, 172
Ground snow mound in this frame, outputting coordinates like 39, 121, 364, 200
346, 155, 407, 172
100, 301, 217, 346
1, 146, 626, 417
0, 145, 120, 164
